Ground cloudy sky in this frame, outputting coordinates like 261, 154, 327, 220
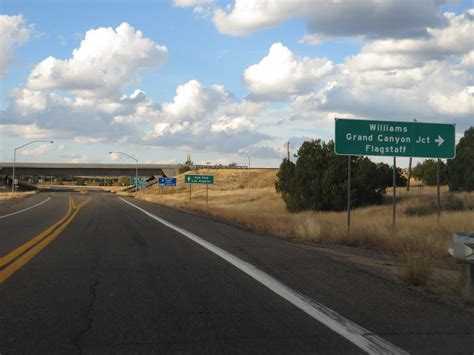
1, 0, 473, 167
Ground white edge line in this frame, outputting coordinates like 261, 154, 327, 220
0, 196, 51, 219
119, 197, 409, 355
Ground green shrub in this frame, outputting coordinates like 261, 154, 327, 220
404, 194, 466, 216
442, 194, 464, 211
448, 127, 474, 192
74, 177, 85, 186
404, 202, 436, 216
412, 159, 448, 186
275, 139, 403, 212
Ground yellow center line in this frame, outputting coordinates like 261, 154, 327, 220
0, 196, 91, 284
0, 197, 73, 268
75, 196, 91, 209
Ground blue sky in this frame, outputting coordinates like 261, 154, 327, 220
1, 0, 473, 167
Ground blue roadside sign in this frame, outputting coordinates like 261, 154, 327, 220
158, 177, 177, 187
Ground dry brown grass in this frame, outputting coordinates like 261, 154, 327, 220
0, 191, 38, 200
46, 184, 128, 192
136, 169, 474, 292
141, 169, 473, 254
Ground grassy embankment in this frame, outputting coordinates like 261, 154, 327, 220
0, 191, 38, 200
134, 168, 474, 294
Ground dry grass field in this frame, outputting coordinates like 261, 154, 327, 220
133, 168, 474, 297
0, 191, 38, 200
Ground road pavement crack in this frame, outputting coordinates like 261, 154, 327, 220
72, 258, 100, 354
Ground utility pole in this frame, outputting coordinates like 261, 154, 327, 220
287, 141, 290, 161
109, 151, 139, 192
239, 151, 250, 189
12, 140, 54, 193
247, 155, 250, 189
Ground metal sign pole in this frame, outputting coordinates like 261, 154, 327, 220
437, 159, 441, 223
407, 119, 416, 192
392, 157, 397, 227
347, 156, 351, 232
206, 184, 209, 206
407, 156, 412, 191
189, 183, 192, 202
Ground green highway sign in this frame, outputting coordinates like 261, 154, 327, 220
335, 118, 456, 158
184, 174, 214, 184
130, 177, 147, 187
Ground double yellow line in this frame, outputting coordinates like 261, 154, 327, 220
0, 196, 91, 284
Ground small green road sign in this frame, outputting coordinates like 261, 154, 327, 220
335, 118, 455, 158
184, 174, 214, 184
130, 177, 146, 186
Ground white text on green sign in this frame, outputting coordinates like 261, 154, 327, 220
185, 174, 214, 184
335, 118, 455, 158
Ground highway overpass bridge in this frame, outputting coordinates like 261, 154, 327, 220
0, 163, 180, 178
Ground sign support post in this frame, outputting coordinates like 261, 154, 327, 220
407, 119, 416, 192
335, 118, 455, 229
407, 157, 412, 191
392, 157, 397, 227
437, 159, 441, 222
185, 174, 214, 203
347, 156, 351, 232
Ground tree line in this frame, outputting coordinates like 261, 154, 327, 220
276, 127, 473, 212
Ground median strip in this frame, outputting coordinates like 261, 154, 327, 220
0, 196, 91, 284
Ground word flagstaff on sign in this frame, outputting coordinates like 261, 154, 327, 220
184, 174, 214, 184
335, 118, 456, 158
335, 117, 456, 230
158, 177, 176, 187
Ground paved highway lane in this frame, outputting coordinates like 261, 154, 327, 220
0, 190, 472, 354
0, 192, 59, 221
0, 192, 72, 256
1, 191, 362, 353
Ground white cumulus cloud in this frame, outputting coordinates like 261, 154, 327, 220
0, 14, 34, 76
243, 42, 333, 101
161, 80, 229, 122
0, 123, 54, 139
69, 154, 88, 164
210, 0, 444, 39
142, 80, 270, 153
211, 115, 255, 133
461, 50, 474, 68
27, 23, 168, 98
346, 10, 474, 71
19, 143, 54, 157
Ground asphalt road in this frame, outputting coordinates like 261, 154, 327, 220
0, 189, 473, 354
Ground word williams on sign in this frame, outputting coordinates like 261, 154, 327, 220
335, 118, 455, 158
184, 174, 214, 184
